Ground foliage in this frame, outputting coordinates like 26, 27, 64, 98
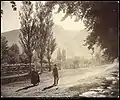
46, 1, 119, 61
7, 43, 20, 64
1, 1, 17, 17
62, 57, 91, 69
82, 2, 118, 61
19, 1, 37, 73
10, 1, 17, 11
46, 32, 57, 71
57, 48, 62, 62
33, 2, 57, 73
61, 49, 66, 62
34, 2, 49, 73
73, 57, 80, 69
19, 52, 29, 64
1, 36, 9, 63
1, 1, 118, 61
1, 9, 3, 17
1, 37, 20, 64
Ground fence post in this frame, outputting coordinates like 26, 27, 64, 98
18, 64, 20, 76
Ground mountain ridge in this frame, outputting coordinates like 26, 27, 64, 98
1, 24, 92, 59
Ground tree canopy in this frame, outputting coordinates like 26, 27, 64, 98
1, 1, 118, 61
34, 2, 57, 73
7, 43, 20, 64
19, 1, 37, 73
45, 1, 119, 61
1, 36, 9, 63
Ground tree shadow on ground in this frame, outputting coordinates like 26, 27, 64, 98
16, 85, 37, 92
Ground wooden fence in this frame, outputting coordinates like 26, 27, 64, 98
1, 63, 59, 84
1, 63, 51, 77
1, 63, 34, 77
1, 63, 48, 84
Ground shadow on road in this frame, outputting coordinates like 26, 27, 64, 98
16, 85, 37, 92
42, 84, 58, 91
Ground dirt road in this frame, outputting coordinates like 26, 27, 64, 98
1, 63, 119, 97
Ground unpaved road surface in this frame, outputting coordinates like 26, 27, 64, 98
1, 62, 119, 97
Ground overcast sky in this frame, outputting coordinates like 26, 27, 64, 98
1, 1, 85, 33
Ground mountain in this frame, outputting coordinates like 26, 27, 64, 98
1, 29, 22, 51
1, 24, 92, 59
52, 25, 92, 59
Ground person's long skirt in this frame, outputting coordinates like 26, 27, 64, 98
31, 72, 40, 86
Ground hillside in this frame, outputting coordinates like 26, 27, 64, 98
1, 24, 91, 59
1, 29, 22, 51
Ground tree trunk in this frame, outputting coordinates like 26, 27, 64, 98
40, 60, 43, 74
48, 58, 51, 72
29, 56, 32, 76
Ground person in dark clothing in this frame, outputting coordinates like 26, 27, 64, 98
31, 67, 40, 86
52, 64, 59, 86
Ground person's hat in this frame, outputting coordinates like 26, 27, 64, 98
54, 64, 57, 66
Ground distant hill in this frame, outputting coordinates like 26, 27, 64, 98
1, 29, 22, 51
1, 24, 92, 59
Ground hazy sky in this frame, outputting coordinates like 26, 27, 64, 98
1, 1, 85, 33
1, 1, 93, 59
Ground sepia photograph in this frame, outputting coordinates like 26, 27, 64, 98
1, 1, 119, 98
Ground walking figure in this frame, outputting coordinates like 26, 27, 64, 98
31, 67, 40, 86
52, 64, 59, 86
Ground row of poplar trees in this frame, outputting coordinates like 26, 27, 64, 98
19, 1, 57, 73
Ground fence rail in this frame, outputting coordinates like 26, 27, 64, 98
1, 63, 51, 77
1, 63, 52, 84
1, 63, 35, 77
